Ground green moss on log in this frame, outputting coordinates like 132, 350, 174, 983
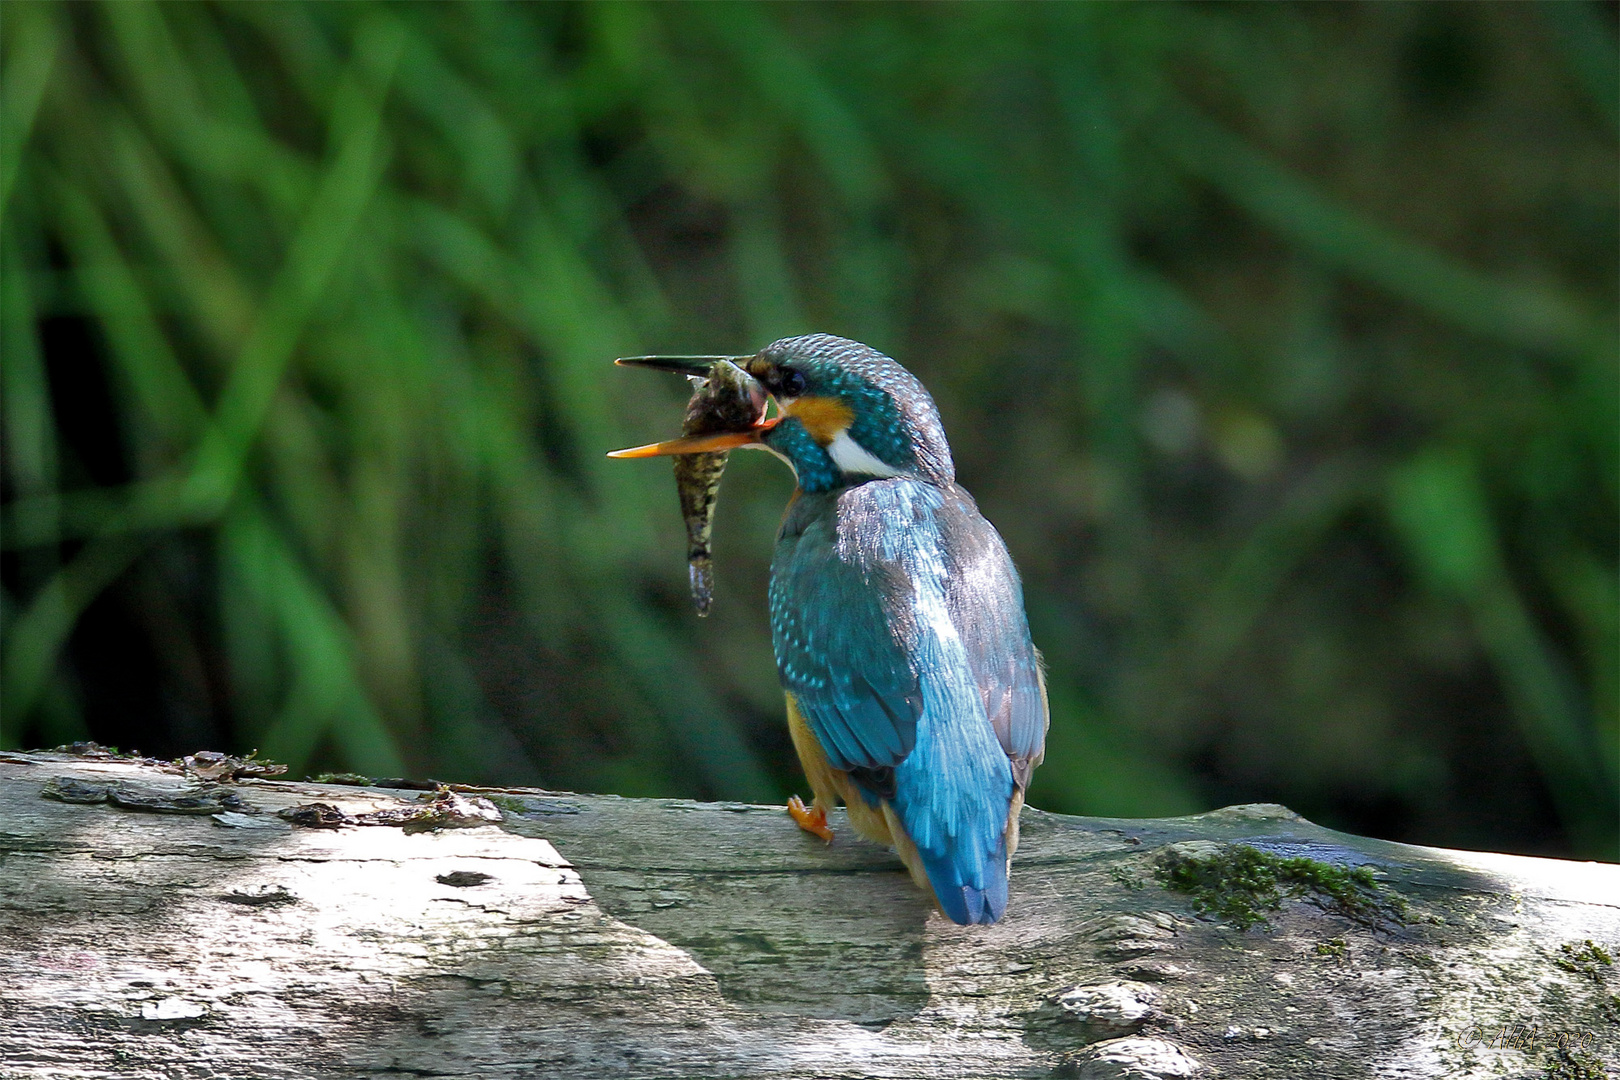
1155, 843, 1406, 931
1545, 1047, 1607, 1080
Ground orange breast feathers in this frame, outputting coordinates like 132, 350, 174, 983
782, 396, 854, 446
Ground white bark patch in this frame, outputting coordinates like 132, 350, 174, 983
1076, 1036, 1202, 1078
141, 997, 210, 1021
1057, 981, 1158, 1032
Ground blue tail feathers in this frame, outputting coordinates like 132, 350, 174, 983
921, 831, 1009, 925
887, 663, 1017, 925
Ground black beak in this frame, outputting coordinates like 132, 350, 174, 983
614, 355, 750, 376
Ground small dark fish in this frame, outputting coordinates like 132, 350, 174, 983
674, 360, 767, 616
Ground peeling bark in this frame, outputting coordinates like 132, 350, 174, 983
1, 751, 1616, 1079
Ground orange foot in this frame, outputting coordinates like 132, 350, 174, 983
787, 795, 834, 843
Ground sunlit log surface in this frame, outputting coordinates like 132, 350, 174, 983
1, 751, 1615, 1080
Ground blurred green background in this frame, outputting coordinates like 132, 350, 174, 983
2, 1, 1615, 859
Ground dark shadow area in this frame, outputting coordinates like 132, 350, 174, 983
501, 797, 934, 1027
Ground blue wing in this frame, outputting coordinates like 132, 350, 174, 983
770, 485, 922, 775
771, 479, 1042, 924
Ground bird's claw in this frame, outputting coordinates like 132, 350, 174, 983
787, 794, 833, 843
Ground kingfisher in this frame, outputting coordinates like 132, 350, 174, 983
611, 334, 1047, 925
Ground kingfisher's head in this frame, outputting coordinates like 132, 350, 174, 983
741, 335, 954, 492
611, 334, 955, 493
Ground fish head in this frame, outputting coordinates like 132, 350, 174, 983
609, 355, 775, 458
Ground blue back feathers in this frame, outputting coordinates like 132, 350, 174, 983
772, 478, 1040, 925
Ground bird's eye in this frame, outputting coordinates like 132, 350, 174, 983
778, 368, 807, 397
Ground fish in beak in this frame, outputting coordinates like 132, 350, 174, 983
609, 357, 773, 614
607, 355, 775, 457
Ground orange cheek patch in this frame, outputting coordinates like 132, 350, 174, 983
784, 395, 854, 446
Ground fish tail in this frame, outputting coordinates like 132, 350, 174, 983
689, 557, 713, 617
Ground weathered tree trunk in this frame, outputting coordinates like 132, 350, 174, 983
1, 750, 1615, 1079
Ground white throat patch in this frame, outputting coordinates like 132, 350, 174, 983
826, 431, 904, 479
